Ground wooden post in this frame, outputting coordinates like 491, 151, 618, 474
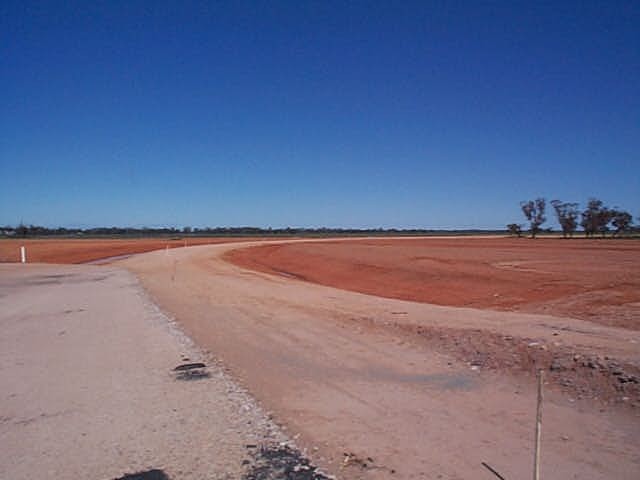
534, 369, 544, 480
20, 246, 26, 263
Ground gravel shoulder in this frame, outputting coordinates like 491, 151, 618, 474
0, 264, 321, 480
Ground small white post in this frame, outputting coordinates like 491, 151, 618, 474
20, 246, 26, 263
533, 369, 544, 480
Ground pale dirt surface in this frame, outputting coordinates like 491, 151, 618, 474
0, 264, 297, 480
119, 240, 640, 480
225, 237, 640, 329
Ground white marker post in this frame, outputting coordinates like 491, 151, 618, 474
533, 370, 544, 480
20, 246, 26, 263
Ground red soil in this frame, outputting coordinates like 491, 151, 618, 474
225, 237, 640, 329
0, 237, 264, 264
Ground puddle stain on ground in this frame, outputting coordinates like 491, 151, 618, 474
395, 372, 475, 390
362, 366, 476, 390
19, 274, 110, 286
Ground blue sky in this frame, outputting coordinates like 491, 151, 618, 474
1, 1, 638, 229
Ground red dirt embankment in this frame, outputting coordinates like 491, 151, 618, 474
225, 237, 640, 329
0, 238, 263, 264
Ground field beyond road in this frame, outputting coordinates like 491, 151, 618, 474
0, 237, 269, 264
226, 237, 640, 329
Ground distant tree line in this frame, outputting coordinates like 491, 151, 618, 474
508, 197, 636, 238
1, 224, 506, 238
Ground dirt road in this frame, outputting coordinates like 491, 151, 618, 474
0, 264, 292, 480
121, 240, 640, 479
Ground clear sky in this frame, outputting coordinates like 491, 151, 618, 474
1, 1, 638, 229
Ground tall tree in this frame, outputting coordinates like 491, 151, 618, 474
611, 210, 633, 237
550, 200, 579, 238
581, 198, 612, 237
520, 198, 546, 238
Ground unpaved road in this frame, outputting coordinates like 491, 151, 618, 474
120, 240, 640, 479
0, 264, 289, 480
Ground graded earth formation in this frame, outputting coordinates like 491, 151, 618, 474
225, 237, 640, 329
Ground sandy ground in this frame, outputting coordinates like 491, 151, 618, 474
225, 237, 640, 329
0, 264, 296, 480
119, 240, 640, 480
0, 237, 273, 264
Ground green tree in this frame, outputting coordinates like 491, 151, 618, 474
581, 199, 612, 237
611, 210, 632, 237
550, 200, 579, 238
520, 198, 546, 238
506, 223, 523, 237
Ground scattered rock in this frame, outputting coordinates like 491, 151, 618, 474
560, 378, 573, 387
342, 452, 372, 469
173, 362, 209, 380
243, 444, 330, 480
174, 362, 206, 371
114, 470, 170, 480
